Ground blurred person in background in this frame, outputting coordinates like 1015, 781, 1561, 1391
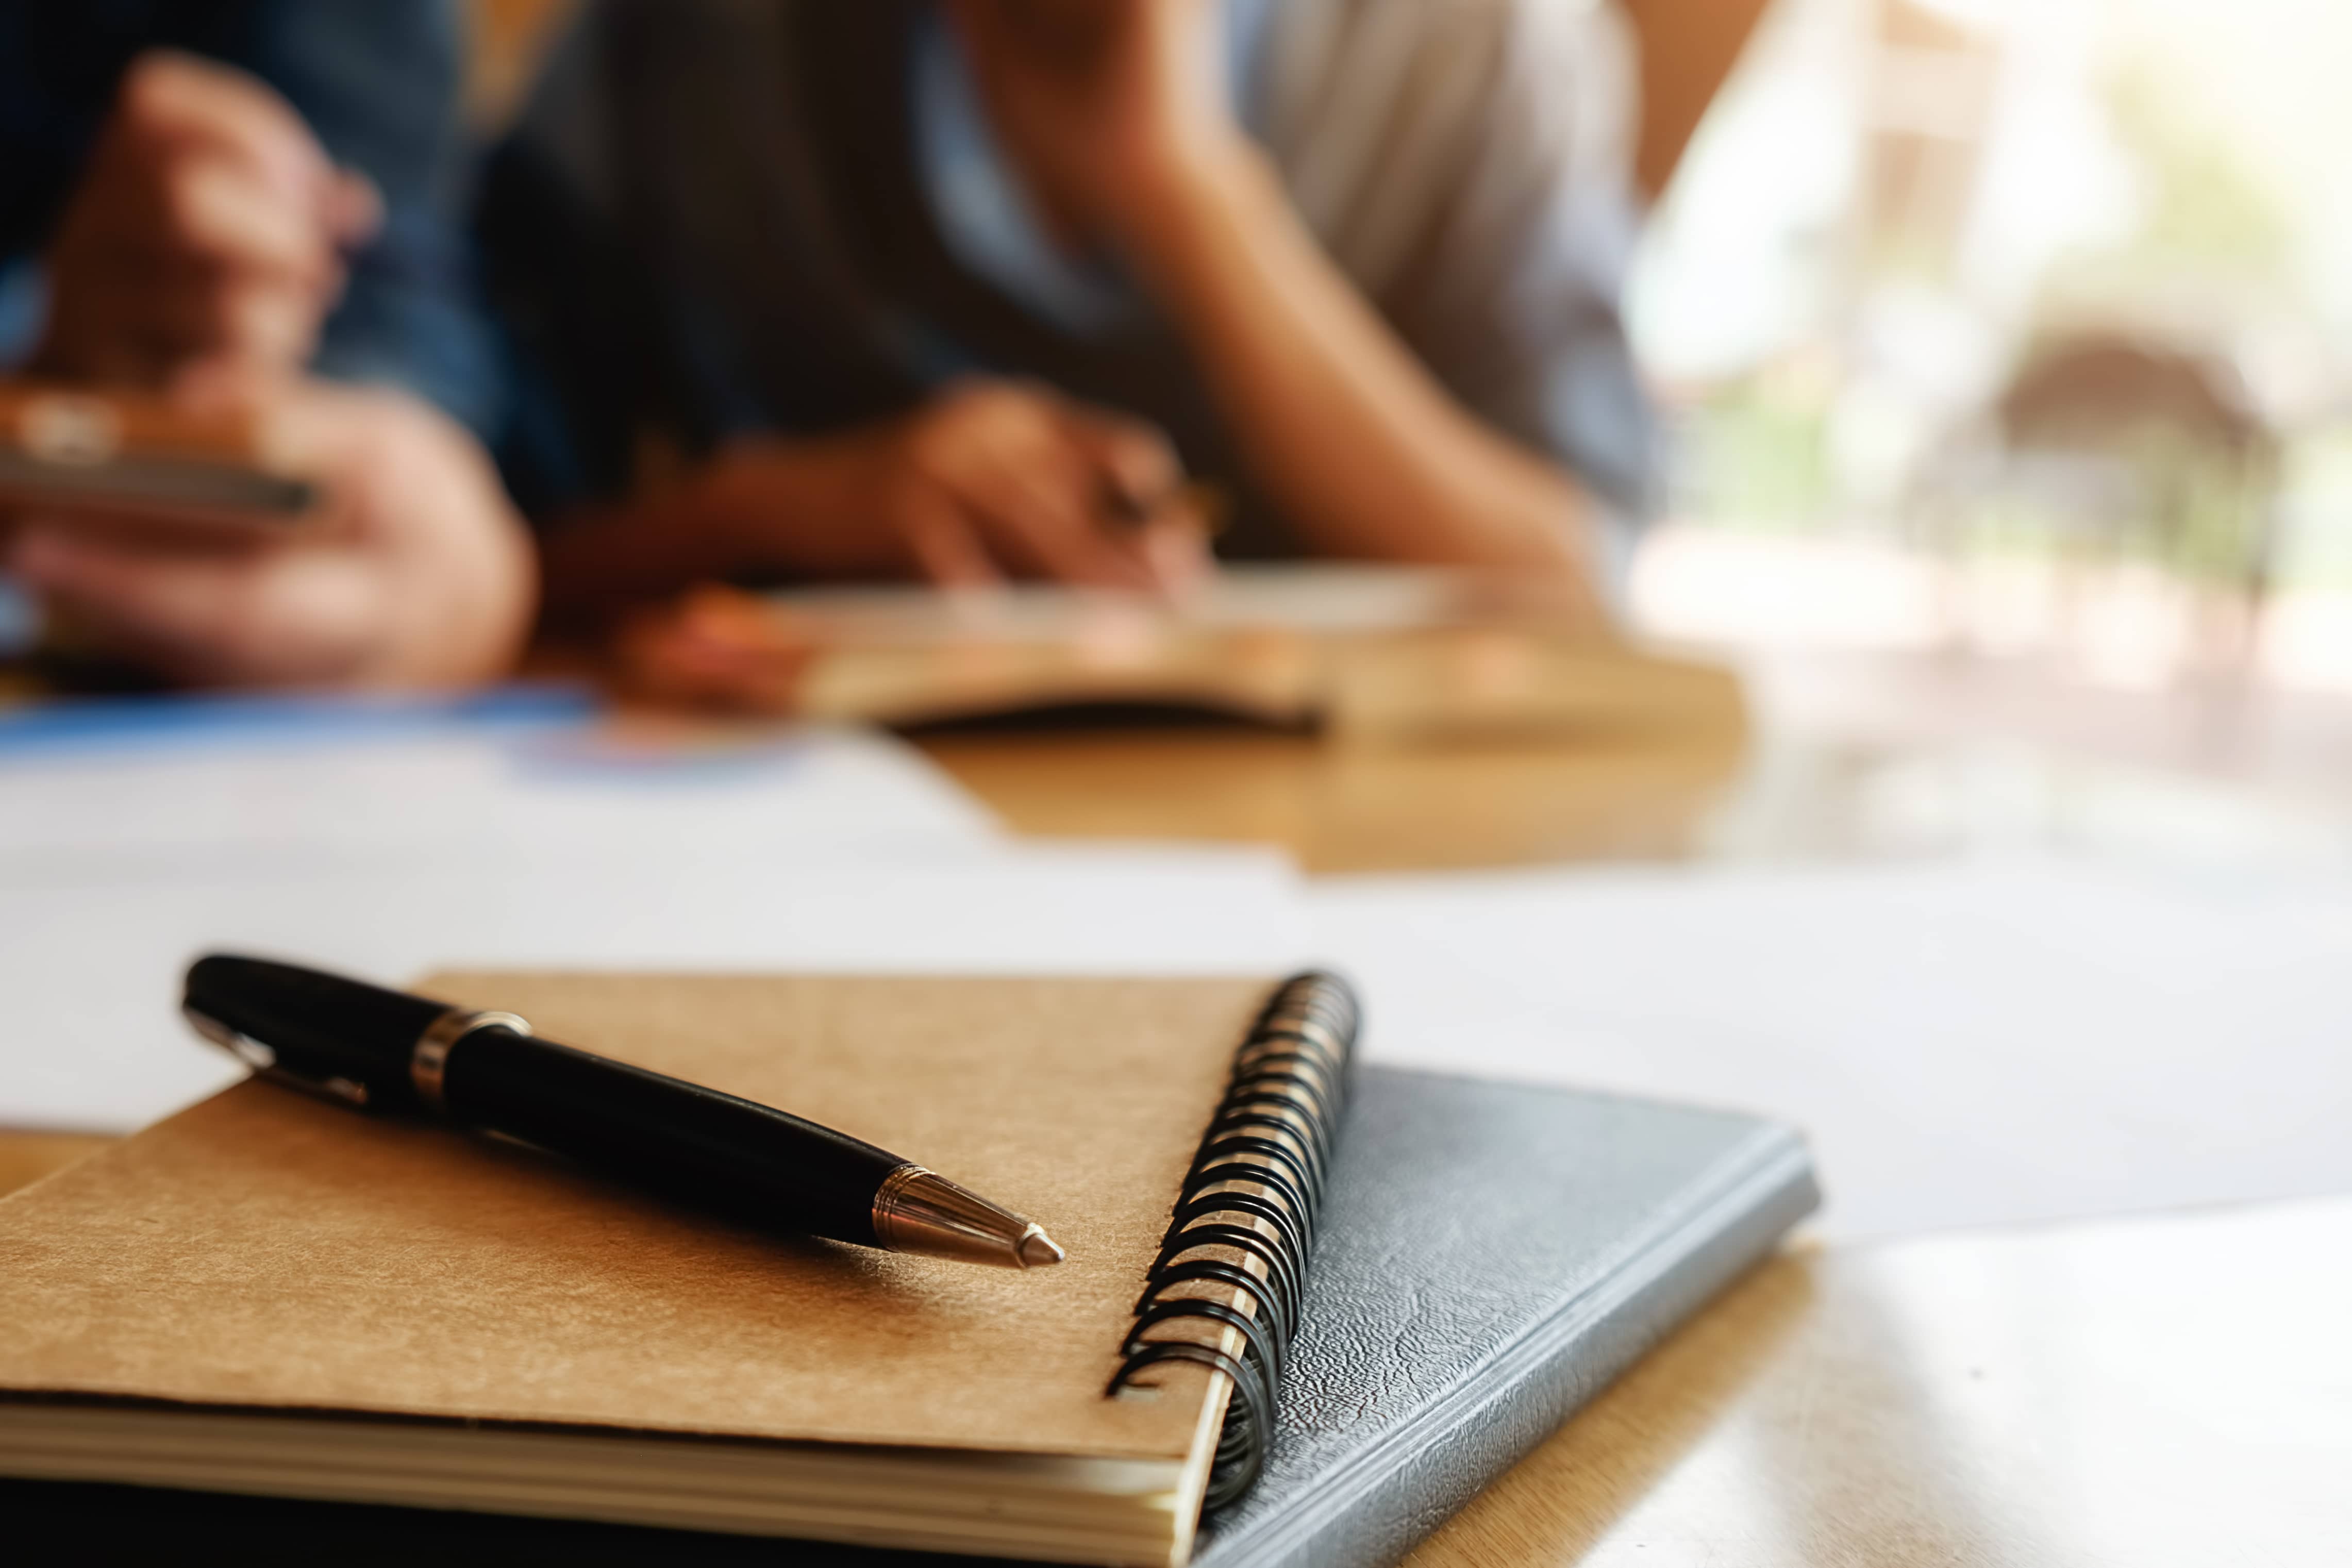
495, 0, 1654, 621
0, 4, 533, 689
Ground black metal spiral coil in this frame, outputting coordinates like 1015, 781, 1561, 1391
1106, 971, 1359, 1512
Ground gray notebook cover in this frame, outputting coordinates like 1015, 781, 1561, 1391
1196, 1066, 1817, 1568
0, 1066, 1816, 1566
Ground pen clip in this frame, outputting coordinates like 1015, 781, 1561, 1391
184, 1003, 373, 1109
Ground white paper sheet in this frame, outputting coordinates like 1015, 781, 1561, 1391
0, 695, 998, 881
1309, 858, 2352, 1240
1, 844, 1306, 1132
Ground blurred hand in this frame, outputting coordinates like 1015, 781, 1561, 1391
3, 382, 536, 689
32, 51, 381, 388
704, 379, 1211, 591
945, 0, 1242, 244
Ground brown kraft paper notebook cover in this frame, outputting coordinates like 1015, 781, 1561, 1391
0, 973, 1298, 1566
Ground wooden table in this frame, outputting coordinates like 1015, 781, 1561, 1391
1408, 1198, 2352, 1567
916, 723, 1750, 873
6, 714, 2347, 1564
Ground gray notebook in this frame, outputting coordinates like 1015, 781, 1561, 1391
0, 1065, 1814, 1566
1199, 1066, 1816, 1566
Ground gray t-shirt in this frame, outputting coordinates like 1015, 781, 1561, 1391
483, 0, 1654, 552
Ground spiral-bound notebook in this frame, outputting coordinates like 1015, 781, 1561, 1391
0, 973, 1813, 1568
0, 972, 1354, 1566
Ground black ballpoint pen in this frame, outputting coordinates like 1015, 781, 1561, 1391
180, 954, 1066, 1270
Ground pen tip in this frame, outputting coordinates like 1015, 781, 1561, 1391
871, 1165, 1066, 1269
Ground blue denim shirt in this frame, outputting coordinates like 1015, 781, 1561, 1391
0, 2, 1276, 473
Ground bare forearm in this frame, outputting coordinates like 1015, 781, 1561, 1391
538, 436, 905, 628
1117, 146, 1600, 581
537, 496, 754, 632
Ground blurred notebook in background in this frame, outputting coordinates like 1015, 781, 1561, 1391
0, 973, 1813, 1567
615, 565, 1744, 742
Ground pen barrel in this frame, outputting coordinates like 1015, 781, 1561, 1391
185, 954, 447, 1113
441, 1028, 901, 1247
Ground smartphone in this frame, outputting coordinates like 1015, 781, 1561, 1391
0, 381, 318, 535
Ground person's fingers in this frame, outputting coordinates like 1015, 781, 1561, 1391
974, 431, 1123, 578
962, 430, 1158, 588
325, 169, 384, 248
1138, 511, 1215, 594
115, 268, 328, 369
899, 381, 1170, 588
71, 261, 327, 387
896, 486, 1006, 590
88, 56, 358, 374
118, 52, 340, 218
161, 157, 342, 285
13, 375, 533, 690
1063, 404, 1183, 519
211, 279, 327, 366
905, 383, 1117, 585
7, 522, 377, 685
52, 146, 341, 375
1045, 401, 1208, 593
165, 353, 292, 412
245, 385, 506, 561
240, 380, 409, 496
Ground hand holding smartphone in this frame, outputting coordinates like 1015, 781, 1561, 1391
0, 380, 319, 539
3, 379, 536, 690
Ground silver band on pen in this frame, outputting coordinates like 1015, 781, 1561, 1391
410, 1008, 531, 1115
